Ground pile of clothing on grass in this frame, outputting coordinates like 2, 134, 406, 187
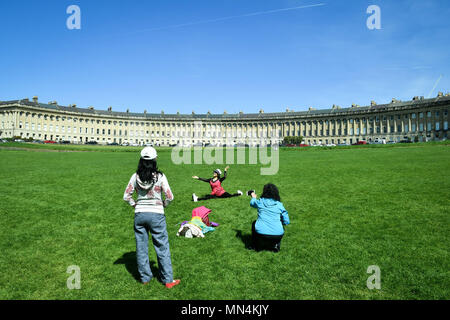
176, 206, 219, 238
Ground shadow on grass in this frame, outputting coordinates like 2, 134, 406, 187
113, 251, 160, 283
234, 229, 253, 249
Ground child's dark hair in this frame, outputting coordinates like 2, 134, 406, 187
260, 183, 281, 202
136, 158, 162, 183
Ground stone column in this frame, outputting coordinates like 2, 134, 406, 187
408, 114, 412, 136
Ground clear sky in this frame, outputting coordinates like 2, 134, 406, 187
1, 0, 449, 114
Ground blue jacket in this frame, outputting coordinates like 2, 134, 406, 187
250, 198, 290, 236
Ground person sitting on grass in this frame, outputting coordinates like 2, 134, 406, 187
248, 184, 290, 253
192, 166, 243, 201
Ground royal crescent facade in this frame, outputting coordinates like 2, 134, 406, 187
0, 94, 449, 146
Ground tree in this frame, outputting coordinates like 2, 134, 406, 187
283, 136, 303, 145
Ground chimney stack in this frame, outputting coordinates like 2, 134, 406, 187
32, 96, 38, 103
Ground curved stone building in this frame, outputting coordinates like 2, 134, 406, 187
0, 93, 449, 146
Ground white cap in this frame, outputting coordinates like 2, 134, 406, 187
140, 146, 157, 160
214, 169, 222, 175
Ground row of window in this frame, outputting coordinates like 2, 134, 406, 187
6, 113, 285, 128
12, 130, 276, 145
293, 111, 449, 127
7, 110, 447, 126
2, 112, 449, 132
3, 120, 450, 138
1, 109, 449, 134
285, 121, 449, 137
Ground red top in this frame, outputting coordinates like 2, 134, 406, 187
209, 179, 225, 196
198, 171, 228, 196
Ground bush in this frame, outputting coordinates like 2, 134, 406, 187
283, 136, 304, 145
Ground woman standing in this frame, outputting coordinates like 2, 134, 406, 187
249, 184, 290, 252
123, 146, 180, 288
192, 166, 243, 201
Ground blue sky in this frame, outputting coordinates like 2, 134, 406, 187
0, 0, 449, 114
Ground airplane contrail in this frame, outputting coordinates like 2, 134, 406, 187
121, 3, 326, 35
427, 74, 443, 98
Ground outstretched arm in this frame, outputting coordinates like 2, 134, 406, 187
193, 176, 210, 183
220, 166, 229, 182
250, 191, 259, 208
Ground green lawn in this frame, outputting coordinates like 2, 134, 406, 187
0, 143, 449, 299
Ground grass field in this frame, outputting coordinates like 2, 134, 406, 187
0, 142, 449, 299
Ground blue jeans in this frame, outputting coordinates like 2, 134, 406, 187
134, 212, 174, 283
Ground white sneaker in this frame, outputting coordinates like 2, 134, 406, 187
237, 190, 243, 196
192, 193, 198, 202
